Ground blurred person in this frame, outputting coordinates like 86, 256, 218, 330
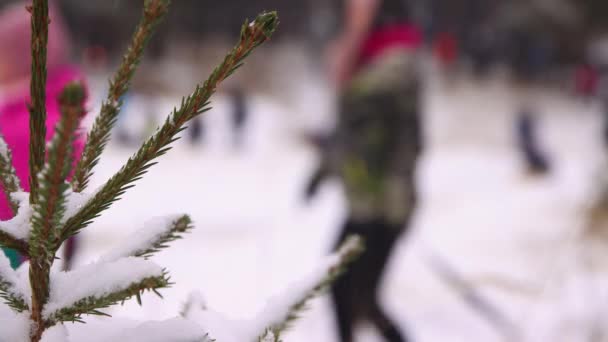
308, 0, 423, 340
427, 0, 592, 175
0, 1, 85, 269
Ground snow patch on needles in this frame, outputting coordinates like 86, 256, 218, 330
63, 189, 96, 223
43, 257, 165, 318
0, 192, 32, 240
95, 318, 209, 342
184, 236, 364, 342
100, 214, 191, 262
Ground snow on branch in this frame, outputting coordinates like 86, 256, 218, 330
0, 135, 23, 214
252, 235, 364, 339
183, 235, 364, 342
0, 253, 28, 312
81, 318, 212, 342
43, 257, 169, 324
0, 303, 30, 341
100, 214, 193, 262
0, 192, 31, 254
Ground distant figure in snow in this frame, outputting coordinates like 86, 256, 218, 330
307, 0, 423, 340
0, 1, 85, 269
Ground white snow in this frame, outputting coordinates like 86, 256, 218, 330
0, 250, 20, 291
41, 325, 68, 342
66, 317, 208, 342
182, 238, 360, 342
0, 192, 32, 240
99, 214, 188, 263
63, 189, 96, 224
43, 257, 165, 319
0, 304, 30, 342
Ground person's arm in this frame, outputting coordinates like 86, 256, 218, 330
328, 0, 381, 87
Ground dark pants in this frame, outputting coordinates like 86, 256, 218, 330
331, 218, 409, 342
516, 110, 550, 173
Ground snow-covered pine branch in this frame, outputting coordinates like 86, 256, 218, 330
253, 235, 364, 339
79, 318, 213, 342
58, 11, 279, 245
100, 214, 193, 262
0, 135, 23, 214
0, 252, 28, 312
182, 235, 364, 342
43, 257, 169, 325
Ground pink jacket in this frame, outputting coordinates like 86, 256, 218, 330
0, 65, 86, 220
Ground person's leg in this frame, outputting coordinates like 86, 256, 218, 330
230, 88, 247, 149
516, 109, 550, 174
367, 220, 408, 342
62, 237, 77, 271
331, 220, 361, 342
188, 117, 203, 144
332, 274, 356, 342
370, 302, 407, 342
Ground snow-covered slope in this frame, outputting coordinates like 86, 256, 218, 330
73, 75, 608, 341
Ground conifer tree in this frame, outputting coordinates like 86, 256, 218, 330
0, 1, 362, 341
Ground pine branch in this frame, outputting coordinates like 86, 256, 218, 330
0, 136, 23, 214
0, 253, 28, 312
60, 12, 279, 242
45, 273, 170, 326
30, 82, 86, 262
0, 230, 28, 255
71, 0, 171, 193
266, 235, 364, 337
29, 83, 85, 341
101, 215, 193, 262
258, 328, 282, 342
27, 0, 49, 205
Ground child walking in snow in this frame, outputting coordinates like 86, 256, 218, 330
0, 1, 85, 269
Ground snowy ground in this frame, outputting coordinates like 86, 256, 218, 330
71, 71, 608, 341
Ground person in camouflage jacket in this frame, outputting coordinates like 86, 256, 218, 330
310, 0, 423, 341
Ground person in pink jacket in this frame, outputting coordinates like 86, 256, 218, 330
0, 1, 85, 269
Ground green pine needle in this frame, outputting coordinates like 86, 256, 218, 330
71, 0, 171, 193
135, 215, 193, 259
0, 279, 28, 313
60, 11, 279, 242
45, 273, 170, 327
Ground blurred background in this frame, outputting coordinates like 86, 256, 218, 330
2, 0, 608, 341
